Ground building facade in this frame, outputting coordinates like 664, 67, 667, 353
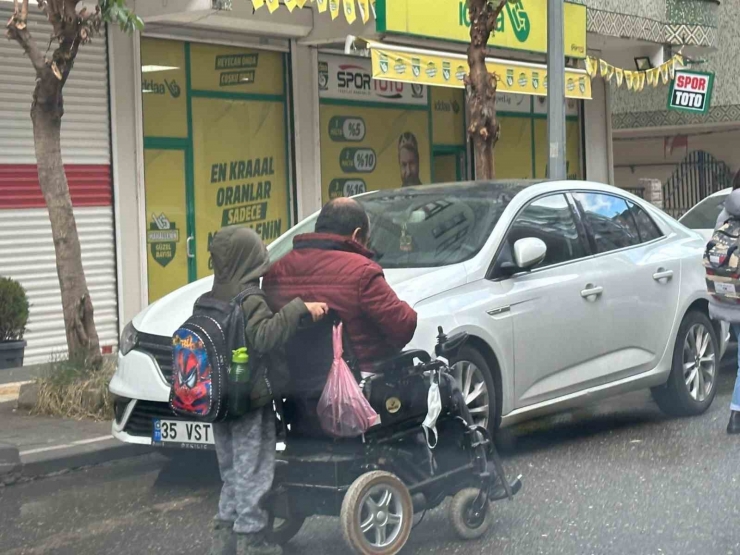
0, 0, 720, 360
607, 0, 733, 216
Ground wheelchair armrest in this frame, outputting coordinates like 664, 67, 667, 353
371, 349, 431, 374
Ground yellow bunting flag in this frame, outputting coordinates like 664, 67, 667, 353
316, 0, 328, 12
606, 64, 615, 83
296, 0, 307, 6
343, 0, 356, 23
265, 0, 280, 12
625, 70, 635, 90
585, 57, 597, 78
615, 67, 624, 87
357, 0, 370, 23
661, 62, 670, 84
329, 0, 340, 19
646, 68, 656, 87
599, 59, 609, 77
252, 0, 265, 9
636, 72, 645, 91
669, 58, 677, 80
285, 0, 298, 11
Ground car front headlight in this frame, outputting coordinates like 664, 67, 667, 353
119, 321, 139, 356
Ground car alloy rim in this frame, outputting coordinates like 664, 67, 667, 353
450, 360, 490, 429
683, 323, 716, 402
358, 483, 405, 549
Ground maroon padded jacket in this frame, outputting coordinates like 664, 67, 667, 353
263, 233, 418, 372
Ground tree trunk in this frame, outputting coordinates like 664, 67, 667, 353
467, 0, 507, 180
31, 72, 102, 366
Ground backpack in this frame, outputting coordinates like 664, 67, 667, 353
169, 285, 273, 422
704, 218, 740, 302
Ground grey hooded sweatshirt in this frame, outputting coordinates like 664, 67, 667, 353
708, 188, 740, 324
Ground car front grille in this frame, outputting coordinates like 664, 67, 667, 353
136, 332, 174, 383
123, 400, 178, 438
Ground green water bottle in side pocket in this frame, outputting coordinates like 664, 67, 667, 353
229, 347, 250, 415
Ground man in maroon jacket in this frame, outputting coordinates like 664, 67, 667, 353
263, 198, 417, 374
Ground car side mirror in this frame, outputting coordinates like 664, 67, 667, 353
513, 238, 547, 271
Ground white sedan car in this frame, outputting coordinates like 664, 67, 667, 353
110, 180, 726, 449
678, 187, 731, 241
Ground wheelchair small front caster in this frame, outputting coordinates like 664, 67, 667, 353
448, 488, 492, 540
265, 511, 306, 546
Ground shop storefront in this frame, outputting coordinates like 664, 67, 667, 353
108, 0, 610, 323
140, 38, 292, 302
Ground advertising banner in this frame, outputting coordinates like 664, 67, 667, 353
141, 38, 291, 297
431, 87, 465, 147
495, 117, 534, 179
376, 0, 587, 59
192, 98, 289, 279
370, 45, 592, 100
668, 70, 714, 114
320, 104, 431, 201
189, 43, 285, 96
144, 149, 189, 302
319, 53, 428, 105
141, 39, 188, 139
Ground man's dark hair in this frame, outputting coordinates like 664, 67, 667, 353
733, 168, 740, 191
315, 198, 370, 240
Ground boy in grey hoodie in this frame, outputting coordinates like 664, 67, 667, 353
709, 170, 740, 434
208, 227, 327, 555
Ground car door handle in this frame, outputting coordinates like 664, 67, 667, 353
653, 268, 674, 282
580, 285, 603, 299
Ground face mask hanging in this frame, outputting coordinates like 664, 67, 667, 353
422, 370, 442, 449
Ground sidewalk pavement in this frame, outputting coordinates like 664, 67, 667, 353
0, 400, 152, 485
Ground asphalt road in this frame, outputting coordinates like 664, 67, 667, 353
2, 358, 740, 555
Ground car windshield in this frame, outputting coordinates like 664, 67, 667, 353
679, 192, 729, 229
269, 181, 534, 268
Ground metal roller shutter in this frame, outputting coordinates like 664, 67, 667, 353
0, 4, 117, 365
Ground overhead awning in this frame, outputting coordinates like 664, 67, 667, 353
367, 41, 592, 100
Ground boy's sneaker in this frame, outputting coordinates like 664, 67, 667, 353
209, 519, 235, 555
235, 533, 283, 555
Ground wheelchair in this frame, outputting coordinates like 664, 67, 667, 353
264, 319, 522, 555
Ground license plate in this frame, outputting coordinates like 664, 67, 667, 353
153, 419, 215, 450
715, 282, 736, 295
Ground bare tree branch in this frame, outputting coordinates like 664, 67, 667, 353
6, 0, 47, 74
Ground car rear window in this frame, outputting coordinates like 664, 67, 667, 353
679, 193, 728, 230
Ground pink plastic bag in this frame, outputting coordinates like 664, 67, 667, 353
317, 324, 380, 438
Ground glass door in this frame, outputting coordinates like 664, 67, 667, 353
141, 38, 291, 302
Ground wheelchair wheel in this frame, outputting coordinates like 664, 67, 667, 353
449, 488, 492, 540
265, 512, 306, 546
340, 471, 413, 555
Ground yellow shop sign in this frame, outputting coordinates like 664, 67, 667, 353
376, 0, 587, 59
370, 43, 591, 100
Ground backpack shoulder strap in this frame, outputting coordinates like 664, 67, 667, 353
232, 285, 266, 305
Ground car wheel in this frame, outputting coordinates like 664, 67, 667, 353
651, 311, 719, 417
450, 346, 498, 432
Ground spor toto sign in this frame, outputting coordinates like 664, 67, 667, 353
668, 70, 714, 114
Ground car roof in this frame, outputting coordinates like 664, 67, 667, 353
355, 180, 656, 206
707, 188, 731, 199
358, 179, 545, 201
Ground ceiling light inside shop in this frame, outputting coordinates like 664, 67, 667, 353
141, 65, 180, 73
